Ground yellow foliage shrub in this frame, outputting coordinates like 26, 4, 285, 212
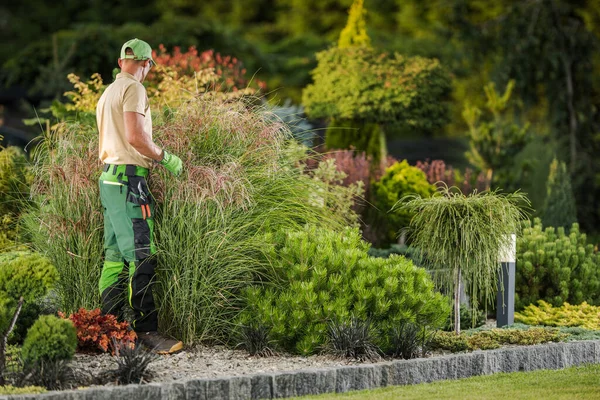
515, 300, 600, 330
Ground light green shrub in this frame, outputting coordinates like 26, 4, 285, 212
0, 385, 46, 395
515, 218, 600, 310
0, 251, 57, 338
21, 315, 77, 365
371, 160, 436, 245
238, 224, 450, 355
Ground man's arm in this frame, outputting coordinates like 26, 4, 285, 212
124, 111, 164, 162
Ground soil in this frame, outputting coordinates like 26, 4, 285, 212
70, 345, 365, 386
68, 319, 501, 387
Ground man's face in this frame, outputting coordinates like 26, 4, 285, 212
141, 59, 155, 82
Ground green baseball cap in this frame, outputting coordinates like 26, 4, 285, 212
120, 38, 155, 65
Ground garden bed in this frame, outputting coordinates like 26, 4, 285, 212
3, 338, 600, 400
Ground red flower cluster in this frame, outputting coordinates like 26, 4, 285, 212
59, 308, 137, 354
148, 44, 266, 92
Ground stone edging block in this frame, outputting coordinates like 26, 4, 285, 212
3, 340, 599, 400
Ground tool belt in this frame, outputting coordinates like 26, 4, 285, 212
101, 164, 152, 219
102, 164, 149, 181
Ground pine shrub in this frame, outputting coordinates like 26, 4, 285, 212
21, 315, 77, 365
238, 225, 450, 355
515, 218, 600, 310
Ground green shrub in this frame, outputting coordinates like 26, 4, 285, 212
0, 385, 46, 395
431, 327, 568, 352
515, 300, 600, 330
515, 218, 600, 310
0, 251, 57, 304
371, 160, 436, 245
540, 158, 577, 230
430, 332, 469, 352
21, 315, 77, 365
0, 251, 57, 345
302, 46, 451, 132
238, 225, 450, 355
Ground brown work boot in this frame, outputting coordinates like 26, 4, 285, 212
137, 331, 183, 354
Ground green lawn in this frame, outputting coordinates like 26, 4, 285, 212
294, 364, 600, 400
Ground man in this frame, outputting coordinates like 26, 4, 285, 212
96, 38, 183, 354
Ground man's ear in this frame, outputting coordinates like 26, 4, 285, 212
117, 58, 123, 69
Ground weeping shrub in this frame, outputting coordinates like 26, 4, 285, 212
398, 187, 528, 334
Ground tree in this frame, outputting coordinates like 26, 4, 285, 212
398, 188, 528, 335
541, 158, 577, 229
463, 80, 532, 190
338, 0, 370, 48
302, 0, 451, 171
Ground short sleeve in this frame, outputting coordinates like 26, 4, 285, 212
122, 83, 148, 116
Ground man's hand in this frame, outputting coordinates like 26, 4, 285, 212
160, 150, 183, 177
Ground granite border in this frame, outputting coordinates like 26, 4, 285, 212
3, 340, 599, 400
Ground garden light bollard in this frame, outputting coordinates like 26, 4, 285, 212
497, 234, 516, 327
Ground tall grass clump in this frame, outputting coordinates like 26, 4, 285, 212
153, 99, 353, 344
22, 122, 104, 313
398, 186, 528, 334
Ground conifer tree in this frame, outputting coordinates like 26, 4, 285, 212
541, 158, 577, 229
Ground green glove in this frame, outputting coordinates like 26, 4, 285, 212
160, 150, 183, 177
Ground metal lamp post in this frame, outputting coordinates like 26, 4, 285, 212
497, 234, 516, 327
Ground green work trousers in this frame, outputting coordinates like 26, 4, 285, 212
98, 164, 158, 332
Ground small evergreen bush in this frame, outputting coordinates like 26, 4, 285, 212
372, 160, 436, 245
540, 159, 577, 230
515, 218, 600, 310
238, 225, 450, 355
0, 251, 57, 384
430, 327, 567, 352
21, 315, 77, 365
515, 300, 600, 330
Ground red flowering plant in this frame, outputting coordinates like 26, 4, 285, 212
59, 308, 137, 354
145, 45, 266, 107
416, 159, 490, 194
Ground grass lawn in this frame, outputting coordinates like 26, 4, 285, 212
294, 364, 600, 400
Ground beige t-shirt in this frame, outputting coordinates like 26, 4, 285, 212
96, 72, 153, 169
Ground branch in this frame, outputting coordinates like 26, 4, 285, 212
4, 296, 24, 344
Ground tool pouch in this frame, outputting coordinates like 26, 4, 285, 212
126, 176, 152, 206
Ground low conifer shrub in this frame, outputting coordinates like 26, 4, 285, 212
238, 225, 449, 355
516, 218, 600, 310
515, 300, 600, 330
